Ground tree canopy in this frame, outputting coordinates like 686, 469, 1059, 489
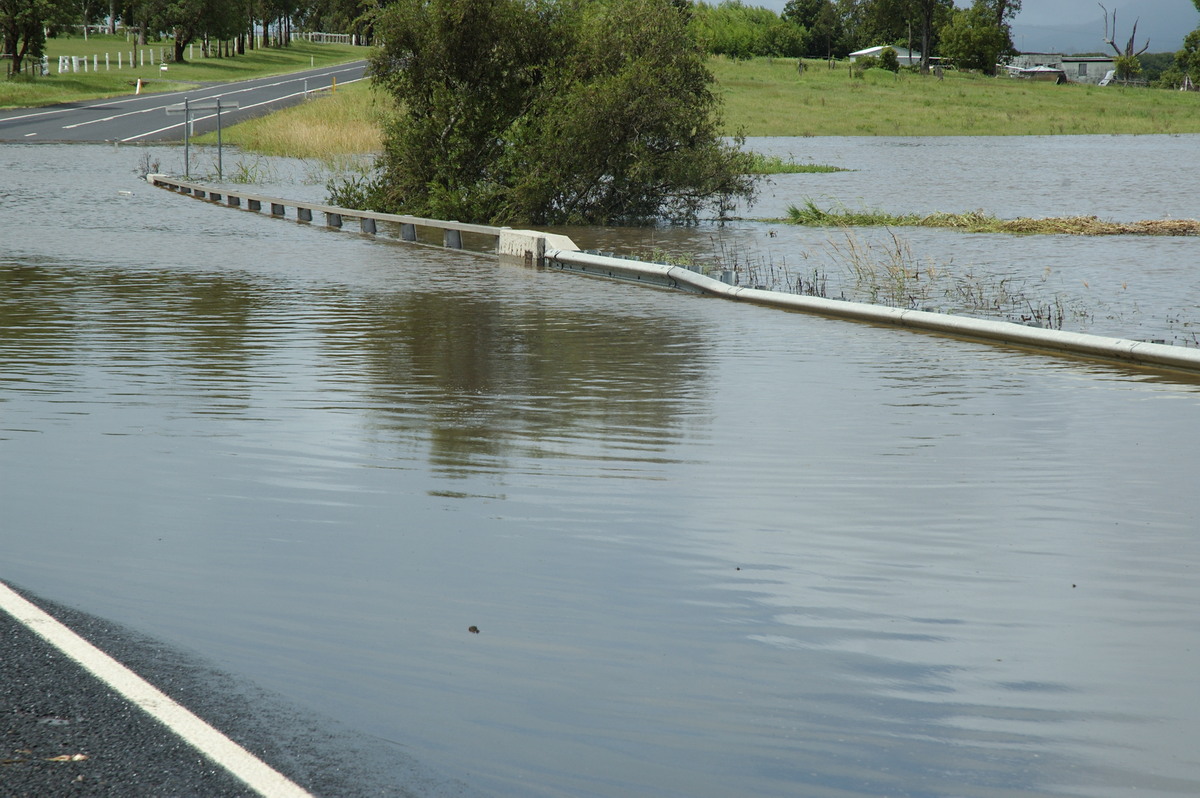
1, 0, 73, 75
939, 0, 1012, 73
338, 0, 757, 225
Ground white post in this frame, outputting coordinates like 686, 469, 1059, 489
129, 51, 134, 68
105, 53, 110, 70
93, 54, 98, 71
149, 49, 154, 65
189, 43, 193, 60
139, 49, 144, 67
118, 52, 121, 69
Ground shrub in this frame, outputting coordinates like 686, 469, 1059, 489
879, 46, 900, 72
346, 0, 758, 225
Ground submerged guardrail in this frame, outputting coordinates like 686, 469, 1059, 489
148, 174, 1200, 376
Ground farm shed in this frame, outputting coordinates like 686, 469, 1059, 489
849, 46, 921, 66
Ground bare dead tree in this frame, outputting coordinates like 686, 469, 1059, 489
1099, 3, 1149, 58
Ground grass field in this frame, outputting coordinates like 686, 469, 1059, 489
0, 36, 367, 108
712, 58, 1200, 137
196, 79, 388, 158
193, 55, 1200, 160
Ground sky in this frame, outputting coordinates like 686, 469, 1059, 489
750, 0, 1199, 53
1008, 0, 1197, 53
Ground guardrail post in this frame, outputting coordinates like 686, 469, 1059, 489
400, 223, 416, 241
361, 218, 376, 234
444, 229, 463, 249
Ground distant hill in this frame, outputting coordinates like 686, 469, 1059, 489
1011, 0, 1198, 55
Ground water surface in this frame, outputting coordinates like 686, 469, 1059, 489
3, 142, 1200, 797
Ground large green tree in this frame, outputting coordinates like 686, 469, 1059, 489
938, 0, 1011, 73
837, 0, 952, 67
2, 0, 73, 75
691, 1, 807, 59
782, 0, 845, 56
345, 0, 756, 225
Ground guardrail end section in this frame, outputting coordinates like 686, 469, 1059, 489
498, 230, 579, 267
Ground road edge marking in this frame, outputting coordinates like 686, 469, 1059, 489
0, 581, 314, 798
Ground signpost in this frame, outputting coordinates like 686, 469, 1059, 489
166, 98, 240, 179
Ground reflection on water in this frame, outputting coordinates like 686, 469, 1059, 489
3, 143, 1200, 798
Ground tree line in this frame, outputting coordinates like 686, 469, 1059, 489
693, 0, 1021, 72
5, 0, 1025, 78
2, 0, 378, 75
14, 0, 1200, 83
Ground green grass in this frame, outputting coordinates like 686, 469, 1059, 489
746, 153, 848, 174
1, 36, 366, 109
198, 54, 1200, 162
193, 80, 389, 158
784, 200, 1200, 236
712, 56, 1200, 136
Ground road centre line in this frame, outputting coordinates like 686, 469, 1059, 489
2, 62, 362, 128
0, 580, 315, 798
121, 76, 366, 142
60, 65, 363, 131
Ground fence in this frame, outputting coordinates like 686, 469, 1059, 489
53, 48, 168, 74
291, 32, 356, 45
146, 174, 1200, 376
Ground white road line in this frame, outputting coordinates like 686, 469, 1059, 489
62, 69, 363, 131
1, 62, 363, 127
120, 76, 366, 142
0, 581, 314, 798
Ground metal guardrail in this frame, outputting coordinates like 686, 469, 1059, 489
147, 174, 507, 251
545, 250, 1200, 374
148, 174, 1200, 375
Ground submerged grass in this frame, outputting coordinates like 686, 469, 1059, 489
785, 200, 1200, 236
703, 230, 1094, 331
746, 153, 847, 174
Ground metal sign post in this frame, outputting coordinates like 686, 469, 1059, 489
166, 98, 239, 179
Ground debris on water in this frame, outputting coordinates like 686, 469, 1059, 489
468, 626, 480, 634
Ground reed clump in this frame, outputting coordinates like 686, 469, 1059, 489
785, 201, 1200, 236
746, 154, 848, 174
703, 231, 1091, 330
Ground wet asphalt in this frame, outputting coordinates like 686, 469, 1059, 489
0, 584, 474, 798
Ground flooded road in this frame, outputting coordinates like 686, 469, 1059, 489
3, 141, 1200, 797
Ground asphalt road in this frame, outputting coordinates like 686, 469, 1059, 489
0, 61, 367, 143
0, 581, 471, 797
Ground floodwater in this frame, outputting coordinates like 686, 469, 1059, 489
3, 140, 1200, 798
566, 135, 1200, 345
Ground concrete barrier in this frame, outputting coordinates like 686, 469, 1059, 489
546, 249, 1200, 374
147, 174, 1200, 375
